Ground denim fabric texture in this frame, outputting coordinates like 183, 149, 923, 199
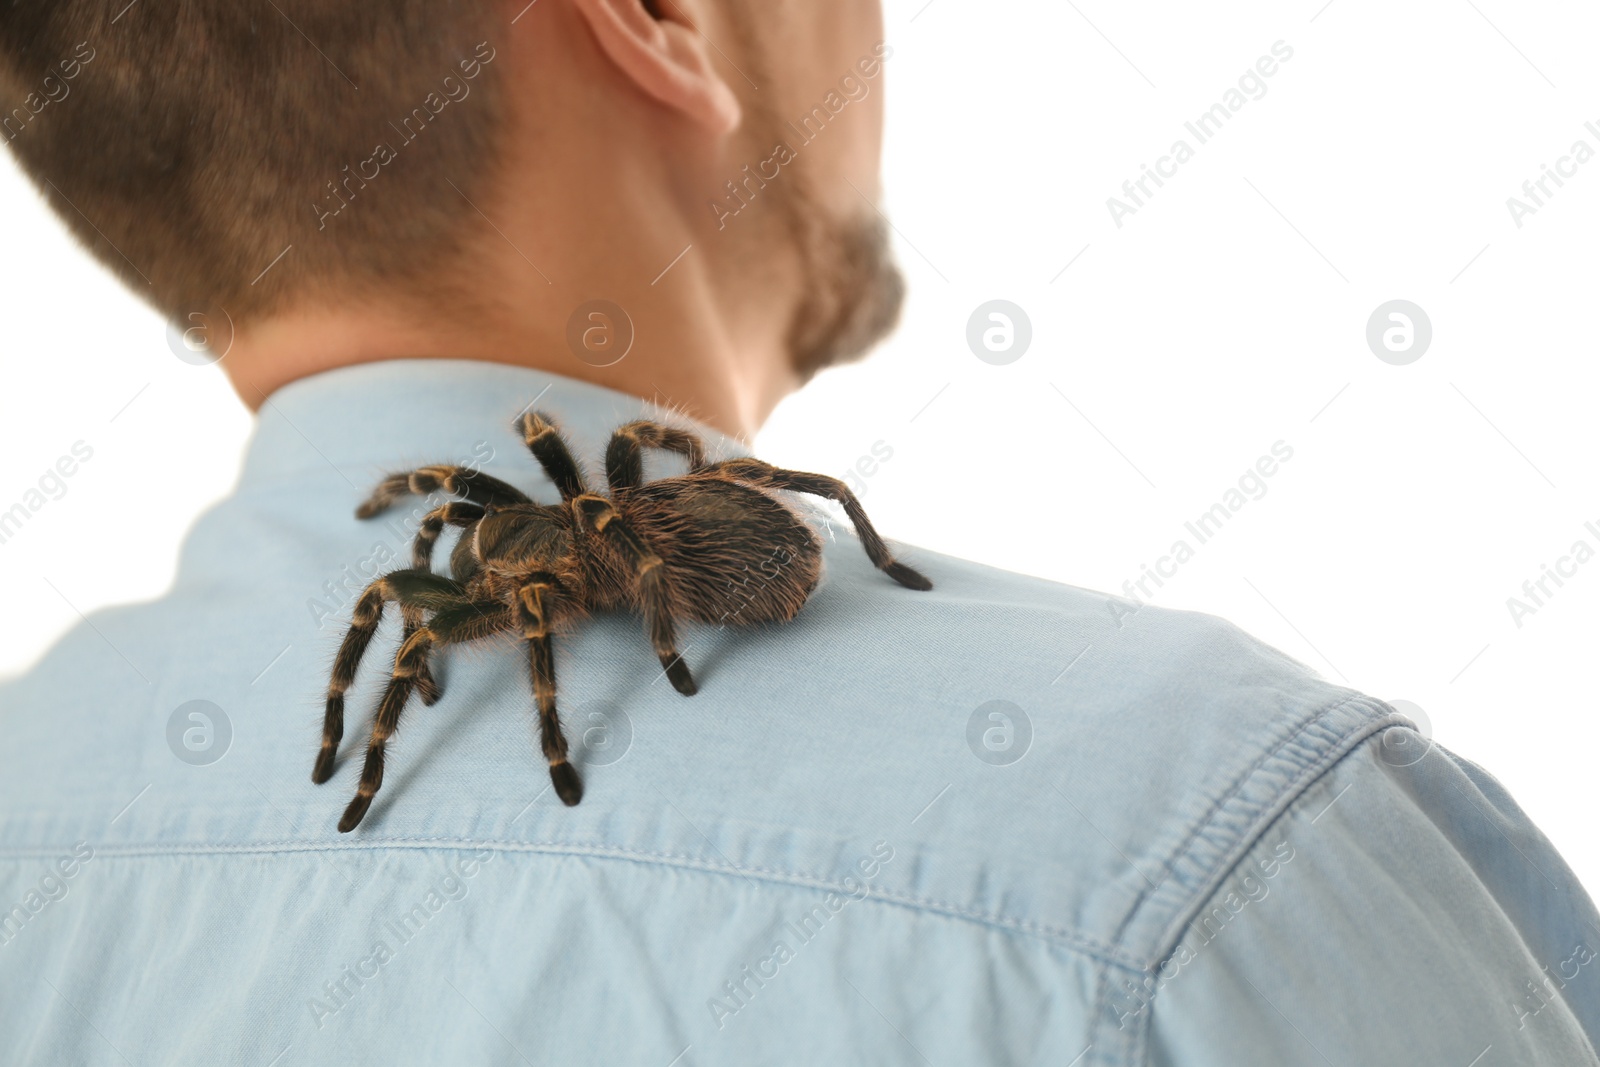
1, 360, 1595, 1066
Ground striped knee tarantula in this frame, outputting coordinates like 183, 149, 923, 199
315, 411, 931, 831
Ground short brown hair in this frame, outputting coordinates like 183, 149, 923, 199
0, 1, 506, 324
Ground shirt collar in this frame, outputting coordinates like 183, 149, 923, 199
238, 359, 753, 492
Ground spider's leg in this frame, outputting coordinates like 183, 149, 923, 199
356, 465, 530, 519
513, 412, 588, 501
447, 522, 483, 584
337, 629, 430, 833
412, 501, 487, 570
417, 498, 488, 586
575, 495, 698, 696
337, 597, 514, 833
516, 575, 583, 805
404, 501, 487, 705
604, 419, 707, 492
704, 459, 933, 591
315, 569, 471, 786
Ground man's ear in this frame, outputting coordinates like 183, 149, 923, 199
568, 0, 742, 135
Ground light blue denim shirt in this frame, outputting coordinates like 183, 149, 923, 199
1, 360, 1596, 1066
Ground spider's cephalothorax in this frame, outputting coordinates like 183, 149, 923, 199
314, 412, 932, 832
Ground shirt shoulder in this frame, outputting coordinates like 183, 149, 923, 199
0, 525, 1408, 970
1134, 732, 1600, 1065
0, 449, 1590, 1065
8, 368, 1593, 1064
836, 542, 1410, 965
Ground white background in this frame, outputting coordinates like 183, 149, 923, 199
2, 0, 1597, 895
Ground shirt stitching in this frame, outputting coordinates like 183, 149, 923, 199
1101, 691, 1377, 952
1086, 692, 1399, 1065
0, 836, 1149, 969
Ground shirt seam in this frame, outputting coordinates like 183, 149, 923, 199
1150, 705, 1406, 960
1086, 694, 1409, 1066
0, 835, 1149, 970
1106, 691, 1399, 961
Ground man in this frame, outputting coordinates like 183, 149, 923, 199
0, 1, 1595, 1063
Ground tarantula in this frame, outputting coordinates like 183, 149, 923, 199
314, 411, 931, 831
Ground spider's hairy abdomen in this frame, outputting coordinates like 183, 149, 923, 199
616, 476, 822, 625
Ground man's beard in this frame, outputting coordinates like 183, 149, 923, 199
780, 196, 906, 384
721, 10, 906, 383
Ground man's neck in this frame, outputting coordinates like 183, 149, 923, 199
222, 259, 800, 444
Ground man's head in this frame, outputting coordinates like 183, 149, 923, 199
0, 0, 903, 426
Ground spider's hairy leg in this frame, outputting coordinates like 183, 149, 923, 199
604, 420, 708, 492
314, 569, 471, 787
575, 495, 698, 696
337, 629, 430, 833
517, 576, 583, 806
355, 465, 530, 520
707, 459, 933, 591
337, 597, 515, 833
513, 411, 588, 501
403, 501, 487, 705
412, 501, 487, 570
